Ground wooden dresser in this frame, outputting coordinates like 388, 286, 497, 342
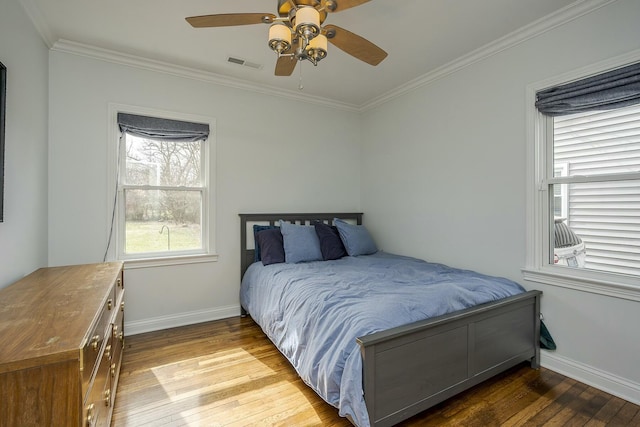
0, 262, 125, 427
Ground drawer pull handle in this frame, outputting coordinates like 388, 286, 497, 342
86, 403, 95, 426
90, 335, 100, 351
107, 298, 113, 310
117, 277, 122, 288
111, 362, 116, 377
120, 301, 125, 312
113, 324, 118, 338
119, 331, 124, 342
105, 344, 112, 360
104, 388, 111, 406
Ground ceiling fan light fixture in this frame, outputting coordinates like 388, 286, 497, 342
306, 34, 327, 64
268, 23, 292, 54
294, 7, 321, 40
186, 1, 387, 77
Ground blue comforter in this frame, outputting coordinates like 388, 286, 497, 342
240, 252, 525, 427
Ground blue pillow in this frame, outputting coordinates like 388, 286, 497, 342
256, 228, 285, 265
253, 224, 279, 262
313, 221, 347, 260
279, 220, 323, 264
334, 218, 378, 256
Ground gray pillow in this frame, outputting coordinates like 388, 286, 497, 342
256, 228, 285, 265
313, 221, 347, 260
253, 224, 278, 262
334, 218, 378, 256
279, 220, 323, 263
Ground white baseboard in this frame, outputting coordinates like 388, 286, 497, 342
125, 305, 241, 336
541, 351, 640, 405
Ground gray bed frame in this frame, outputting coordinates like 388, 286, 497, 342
239, 213, 541, 427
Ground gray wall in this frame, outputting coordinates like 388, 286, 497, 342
0, 0, 49, 288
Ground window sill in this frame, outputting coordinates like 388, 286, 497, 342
522, 267, 640, 302
123, 253, 219, 270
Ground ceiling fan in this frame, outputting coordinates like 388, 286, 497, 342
186, 0, 387, 76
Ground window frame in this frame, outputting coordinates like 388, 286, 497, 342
553, 163, 569, 220
107, 104, 217, 268
524, 51, 640, 302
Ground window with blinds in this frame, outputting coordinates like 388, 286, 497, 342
549, 104, 640, 277
114, 111, 215, 262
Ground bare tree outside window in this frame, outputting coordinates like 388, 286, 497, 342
123, 134, 204, 255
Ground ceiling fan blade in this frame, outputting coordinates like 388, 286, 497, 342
323, 24, 387, 66
186, 13, 275, 28
275, 55, 297, 76
322, 0, 371, 13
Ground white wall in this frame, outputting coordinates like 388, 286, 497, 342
47, 51, 362, 332
0, 0, 49, 288
361, 0, 640, 404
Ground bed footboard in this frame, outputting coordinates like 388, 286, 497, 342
357, 290, 541, 427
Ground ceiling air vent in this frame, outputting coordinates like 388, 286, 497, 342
227, 56, 263, 70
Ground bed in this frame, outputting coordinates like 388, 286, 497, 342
239, 213, 541, 427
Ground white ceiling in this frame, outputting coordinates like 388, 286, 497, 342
24, 0, 583, 108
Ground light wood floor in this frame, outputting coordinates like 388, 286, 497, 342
111, 317, 640, 426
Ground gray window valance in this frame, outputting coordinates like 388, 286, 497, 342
117, 112, 209, 142
535, 61, 640, 117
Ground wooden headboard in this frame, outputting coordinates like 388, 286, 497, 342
239, 212, 363, 279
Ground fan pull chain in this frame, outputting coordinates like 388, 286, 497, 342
298, 61, 304, 91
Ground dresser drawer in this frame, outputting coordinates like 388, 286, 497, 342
84, 344, 111, 427
114, 270, 124, 310
85, 290, 124, 426
103, 325, 116, 410
81, 284, 117, 399
111, 295, 125, 383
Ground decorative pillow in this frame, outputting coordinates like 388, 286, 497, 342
279, 220, 323, 264
313, 221, 347, 260
253, 224, 278, 262
334, 218, 378, 256
256, 228, 285, 265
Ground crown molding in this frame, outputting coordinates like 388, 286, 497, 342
50, 39, 359, 113
26, 0, 618, 112
359, 0, 619, 112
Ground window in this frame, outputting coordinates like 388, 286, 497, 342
551, 106, 640, 276
110, 109, 216, 265
526, 58, 640, 295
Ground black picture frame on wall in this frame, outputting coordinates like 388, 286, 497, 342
0, 61, 5, 222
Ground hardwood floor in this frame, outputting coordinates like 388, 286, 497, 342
111, 317, 640, 426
